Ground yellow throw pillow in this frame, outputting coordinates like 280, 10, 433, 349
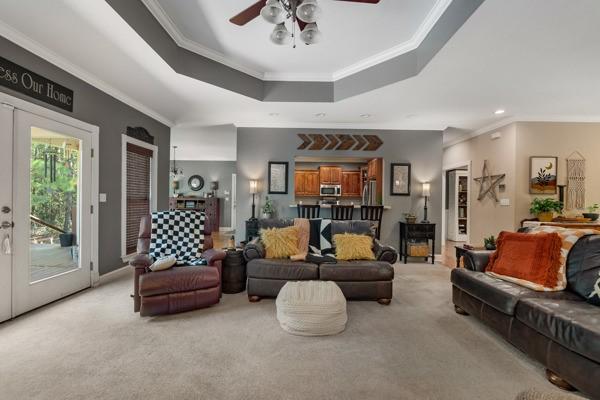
260, 226, 300, 259
334, 233, 375, 261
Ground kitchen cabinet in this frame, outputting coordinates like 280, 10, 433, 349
367, 159, 381, 180
295, 170, 320, 196
319, 166, 342, 184
341, 171, 361, 197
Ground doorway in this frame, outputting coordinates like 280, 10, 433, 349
0, 94, 98, 322
441, 161, 471, 267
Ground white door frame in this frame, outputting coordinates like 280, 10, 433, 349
0, 103, 14, 322
230, 173, 237, 232
121, 134, 158, 260
0, 91, 99, 319
441, 160, 472, 246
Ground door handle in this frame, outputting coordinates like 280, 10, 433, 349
1, 233, 10, 255
1, 221, 13, 229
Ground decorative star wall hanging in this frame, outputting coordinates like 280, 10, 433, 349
473, 160, 505, 202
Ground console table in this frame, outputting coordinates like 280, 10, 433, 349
399, 222, 436, 264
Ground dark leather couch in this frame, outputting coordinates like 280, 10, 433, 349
451, 239, 600, 399
130, 214, 226, 317
244, 219, 398, 304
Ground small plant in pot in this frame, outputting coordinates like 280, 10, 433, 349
483, 235, 496, 250
529, 197, 562, 222
583, 203, 600, 221
261, 196, 275, 219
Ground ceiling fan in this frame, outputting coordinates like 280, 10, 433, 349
229, 0, 381, 47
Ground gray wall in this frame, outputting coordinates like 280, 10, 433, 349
172, 160, 236, 228
0, 36, 171, 275
236, 128, 443, 251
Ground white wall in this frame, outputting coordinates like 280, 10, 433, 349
170, 124, 236, 161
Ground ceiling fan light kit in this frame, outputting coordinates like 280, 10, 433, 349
230, 0, 380, 47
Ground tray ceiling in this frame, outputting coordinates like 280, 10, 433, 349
142, 0, 446, 81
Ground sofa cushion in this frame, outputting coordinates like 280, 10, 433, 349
331, 220, 372, 236
566, 234, 600, 306
319, 261, 393, 282
139, 266, 219, 297
247, 259, 318, 280
452, 268, 540, 315
516, 297, 600, 363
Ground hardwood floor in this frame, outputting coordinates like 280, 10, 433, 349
441, 240, 465, 268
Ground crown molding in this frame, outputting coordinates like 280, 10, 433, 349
0, 19, 174, 127
233, 121, 445, 131
141, 0, 451, 83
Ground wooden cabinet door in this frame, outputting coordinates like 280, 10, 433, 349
295, 171, 306, 195
342, 171, 361, 197
330, 167, 342, 184
319, 166, 331, 184
305, 171, 320, 196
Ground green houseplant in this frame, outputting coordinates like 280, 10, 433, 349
583, 203, 600, 221
261, 196, 275, 219
483, 235, 496, 250
529, 197, 562, 222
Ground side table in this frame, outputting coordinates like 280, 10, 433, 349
399, 222, 436, 264
222, 248, 246, 294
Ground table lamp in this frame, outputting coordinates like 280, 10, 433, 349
249, 180, 258, 220
422, 182, 431, 223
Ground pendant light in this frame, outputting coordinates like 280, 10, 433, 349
270, 23, 292, 45
296, 0, 322, 23
260, 0, 285, 24
300, 23, 322, 45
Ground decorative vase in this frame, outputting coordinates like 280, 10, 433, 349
485, 243, 496, 251
582, 212, 599, 221
537, 212, 554, 222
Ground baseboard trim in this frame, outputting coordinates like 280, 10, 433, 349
96, 265, 129, 287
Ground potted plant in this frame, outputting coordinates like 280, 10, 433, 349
261, 196, 275, 219
483, 235, 496, 250
583, 203, 600, 221
529, 197, 562, 222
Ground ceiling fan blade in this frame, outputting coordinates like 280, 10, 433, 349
229, 0, 266, 26
334, 0, 381, 3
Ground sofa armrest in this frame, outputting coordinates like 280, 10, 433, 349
243, 237, 265, 262
373, 239, 398, 264
130, 253, 152, 271
203, 248, 226, 266
463, 250, 494, 272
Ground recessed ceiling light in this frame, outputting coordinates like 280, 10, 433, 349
494, 109, 505, 115
315, 113, 326, 117
360, 114, 371, 118
269, 112, 279, 117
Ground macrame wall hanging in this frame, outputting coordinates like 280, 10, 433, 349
566, 151, 586, 210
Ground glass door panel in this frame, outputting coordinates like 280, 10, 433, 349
29, 127, 81, 283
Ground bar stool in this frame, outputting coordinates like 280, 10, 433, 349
360, 205, 384, 239
331, 205, 354, 220
297, 204, 321, 219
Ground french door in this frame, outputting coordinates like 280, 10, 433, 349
0, 106, 93, 322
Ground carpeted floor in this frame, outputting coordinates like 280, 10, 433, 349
0, 263, 575, 400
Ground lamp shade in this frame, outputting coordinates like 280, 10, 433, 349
260, 0, 285, 24
422, 182, 431, 197
300, 23, 322, 45
297, 0, 322, 23
249, 180, 258, 194
270, 23, 291, 45
210, 181, 219, 191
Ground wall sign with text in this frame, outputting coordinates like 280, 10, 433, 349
0, 56, 74, 112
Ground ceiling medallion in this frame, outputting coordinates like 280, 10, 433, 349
229, 0, 381, 48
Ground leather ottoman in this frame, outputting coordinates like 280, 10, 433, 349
138, 266, 220, 316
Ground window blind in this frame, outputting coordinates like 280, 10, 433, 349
126, 142, 152, 255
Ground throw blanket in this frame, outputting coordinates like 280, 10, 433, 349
290, 218, 310, 261
149, 210, 207, 266
307, 219, 336, 263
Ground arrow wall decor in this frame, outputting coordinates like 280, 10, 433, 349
298, 134, 383, 151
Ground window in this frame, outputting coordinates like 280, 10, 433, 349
121, 136, 157, 259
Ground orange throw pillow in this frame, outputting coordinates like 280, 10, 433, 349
485, 231, 563, 291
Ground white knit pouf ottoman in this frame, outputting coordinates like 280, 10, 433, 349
276, 281, 347, 336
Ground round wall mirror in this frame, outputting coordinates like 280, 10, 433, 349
188, 175, 204, 191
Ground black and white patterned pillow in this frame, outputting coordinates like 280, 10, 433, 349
149, 210, 207, 266
308, 219, 336, 263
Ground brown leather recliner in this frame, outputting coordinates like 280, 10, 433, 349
130, 214, 226, 317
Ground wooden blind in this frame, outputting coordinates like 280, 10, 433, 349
126, 142, 152, 255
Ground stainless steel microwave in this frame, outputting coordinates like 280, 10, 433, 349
320, 184, 342, 197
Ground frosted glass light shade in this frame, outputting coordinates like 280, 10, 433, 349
261, 0, 285, 24
300, 23, 322, 45
297, 0, 322, 23
270, 23, 291, 45
250, 180, 258, 194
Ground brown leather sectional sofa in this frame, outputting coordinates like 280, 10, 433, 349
451, 238, 600, 399
243, 219, 398, 304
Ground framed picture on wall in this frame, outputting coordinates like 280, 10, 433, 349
529, 156, 558, 194
390, 163, 411, 196
268, 161, 289, 194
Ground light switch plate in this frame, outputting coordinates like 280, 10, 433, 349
500, 198, 510, 206
99, 193, 107, 203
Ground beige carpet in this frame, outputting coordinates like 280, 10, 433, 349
0, 263, 574, 400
